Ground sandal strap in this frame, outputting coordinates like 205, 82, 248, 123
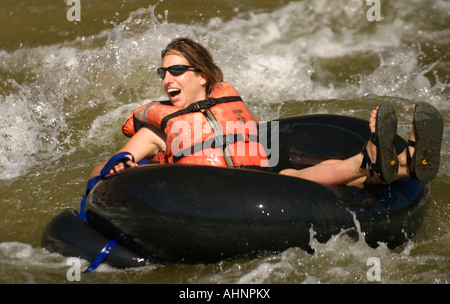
360, 135, 376, 177
406, 140, 417, 179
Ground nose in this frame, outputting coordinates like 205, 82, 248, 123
161, 73, 176, 92
161, 70, 174, 83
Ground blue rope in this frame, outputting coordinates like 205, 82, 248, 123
76, 152, 135, 221
84, 233, 131, 273
76, 152, 149, 272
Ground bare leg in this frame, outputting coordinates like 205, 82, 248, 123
280, 154, 372, 185
279, 108, 412, 185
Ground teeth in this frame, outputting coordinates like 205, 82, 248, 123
168, 88, 180, 93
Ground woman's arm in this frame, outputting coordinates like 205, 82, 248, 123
90, 126, 166, 178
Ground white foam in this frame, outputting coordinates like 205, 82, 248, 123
0, 88, 70, 179
80, 101, 149, 149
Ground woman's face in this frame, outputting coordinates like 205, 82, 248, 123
160, 52, 207, 108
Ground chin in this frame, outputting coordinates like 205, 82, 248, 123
171, 100, 187, 108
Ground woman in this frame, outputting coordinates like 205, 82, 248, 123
91, 37, 443, 186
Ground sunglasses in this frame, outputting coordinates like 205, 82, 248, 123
156, 65, 200, 79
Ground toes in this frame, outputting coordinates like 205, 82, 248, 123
369, 109, 377, 133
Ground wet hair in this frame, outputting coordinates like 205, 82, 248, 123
161, 37, 223, 96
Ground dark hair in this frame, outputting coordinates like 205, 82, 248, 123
162, 37, 223, 96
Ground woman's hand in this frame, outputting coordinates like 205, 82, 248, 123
90, 127, 165, 179
110, 158, 138, 175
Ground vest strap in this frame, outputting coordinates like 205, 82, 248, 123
160, 96, 242, 131
172, 133, 259, 164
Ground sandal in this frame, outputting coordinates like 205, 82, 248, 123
406, 102, 443, 183
361, 103, 399, 183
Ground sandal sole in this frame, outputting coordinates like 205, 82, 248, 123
412, 102, 443, 183
374, 104, 399, 183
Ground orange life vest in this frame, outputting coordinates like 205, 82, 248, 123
122, 83, 268, 167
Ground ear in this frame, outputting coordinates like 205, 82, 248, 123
200, 73, 207, 86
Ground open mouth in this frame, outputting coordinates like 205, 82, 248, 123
168, 88, 181, 98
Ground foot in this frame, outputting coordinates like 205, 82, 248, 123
406, 102, 443, 183
361, 104, 399, 183
365, 107, 378, 162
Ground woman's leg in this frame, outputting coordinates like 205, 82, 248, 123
279, 107, 410, 185
280, 155, 369, 185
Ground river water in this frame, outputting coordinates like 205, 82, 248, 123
0, 0, 448, 284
